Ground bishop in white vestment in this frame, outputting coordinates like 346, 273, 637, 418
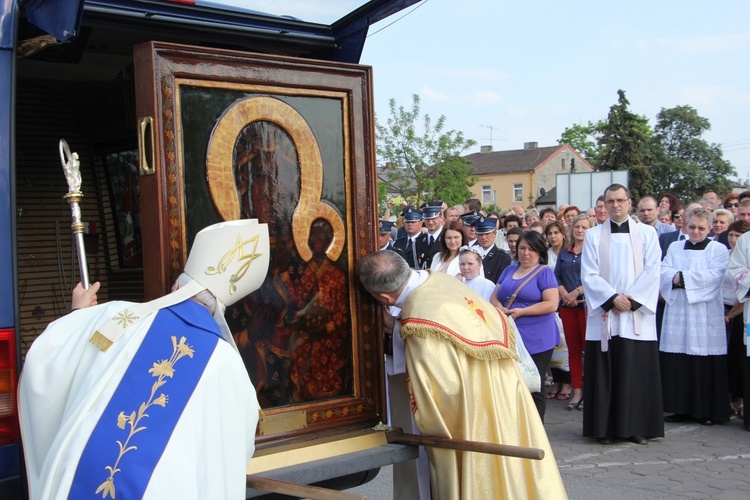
580, 185, 664, 444
659, 210, 729, 425
19, 220, 269, 499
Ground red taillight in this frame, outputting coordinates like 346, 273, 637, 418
0, 328, 19, 446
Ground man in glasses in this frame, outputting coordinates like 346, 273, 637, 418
581, 184, 664, 446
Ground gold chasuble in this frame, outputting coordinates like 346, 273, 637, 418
400, 272, 567, 499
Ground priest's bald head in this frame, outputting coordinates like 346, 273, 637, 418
357, 250, 411, 306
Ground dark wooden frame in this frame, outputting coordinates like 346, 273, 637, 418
133, 42, 383, 443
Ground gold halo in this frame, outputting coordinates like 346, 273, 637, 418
205, 96, 344, 262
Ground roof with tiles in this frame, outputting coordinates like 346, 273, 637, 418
464, 144, 567, 175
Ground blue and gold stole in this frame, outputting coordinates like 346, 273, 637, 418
70, 300, 221, 499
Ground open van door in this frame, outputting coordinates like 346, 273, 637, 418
21, 0, 83, 42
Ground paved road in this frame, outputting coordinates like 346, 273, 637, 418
348, 400, 750, 499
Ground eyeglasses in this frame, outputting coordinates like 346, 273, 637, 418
673, 214, 682, 219
726, 202, 740, 208
605, 198, 630, 206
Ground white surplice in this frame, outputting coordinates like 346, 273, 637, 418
660, 240, 729, 355
725, 232, 750, 355
581, 220, 661, 342
463, 275, 496, 302
19, 301, 259, 500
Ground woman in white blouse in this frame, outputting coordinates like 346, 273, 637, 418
430, 220, 466, 277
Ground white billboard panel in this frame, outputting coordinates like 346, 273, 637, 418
556, 171, 629, 210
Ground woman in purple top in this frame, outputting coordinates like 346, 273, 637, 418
491, 230, 560, 422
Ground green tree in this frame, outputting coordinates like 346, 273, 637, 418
649, 105, 735, 202
431, 155, 478, 206
558, 120, 605, 165
376, 94, 477, 207
596, 90, 654, 201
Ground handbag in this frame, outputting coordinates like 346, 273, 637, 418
503, 264, 545, 393
506, 315, 542, 393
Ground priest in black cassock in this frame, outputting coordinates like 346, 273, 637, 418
471, 216, 511, 284
580, 184, 664, 445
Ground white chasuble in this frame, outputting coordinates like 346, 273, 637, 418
581, 221, 661, 342
660, 241, 729, 355
19, 300, 259, 500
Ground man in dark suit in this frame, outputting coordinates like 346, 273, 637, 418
379, 220, 397, 251
460, 210, 480, 247
659, 203, 700, 259
472, 216, 511, 284
420, 201, 444, 269
392, 207, 427, 269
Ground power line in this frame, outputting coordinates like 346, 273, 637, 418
367, 0, 431, 38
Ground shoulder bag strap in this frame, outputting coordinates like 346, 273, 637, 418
506, 265, 545, 308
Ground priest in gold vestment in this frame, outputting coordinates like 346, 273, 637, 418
358, 250, 567, 499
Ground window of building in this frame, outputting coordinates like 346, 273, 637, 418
513, 183, 523, 202
482, 185, 492, 205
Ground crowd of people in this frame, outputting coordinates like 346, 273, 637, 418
380, 185, 750, 448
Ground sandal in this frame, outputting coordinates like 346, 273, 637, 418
568, 399, 583, 411
546, 383, 561, 399
556, 392, 571, 400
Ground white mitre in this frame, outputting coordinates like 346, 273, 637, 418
89, 219, 270, 352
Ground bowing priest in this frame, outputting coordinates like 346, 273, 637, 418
580, 184, 664, 445
358, 250, 567, 499
19, 220, 270, 499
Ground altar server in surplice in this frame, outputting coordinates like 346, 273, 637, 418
581, 184, 664, 445
660, 207, 730, 425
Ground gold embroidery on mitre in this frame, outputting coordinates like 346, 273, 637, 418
95, 336, 194, 499
205, 234, 263, 295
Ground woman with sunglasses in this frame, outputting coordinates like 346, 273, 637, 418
723, 193, 740, 218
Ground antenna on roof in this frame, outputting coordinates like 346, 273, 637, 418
480, 125, 506, 144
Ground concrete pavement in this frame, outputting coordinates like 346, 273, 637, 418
348, 399, 750, 499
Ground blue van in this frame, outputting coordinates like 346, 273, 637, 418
0, 1, 420, 497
